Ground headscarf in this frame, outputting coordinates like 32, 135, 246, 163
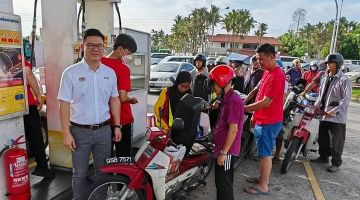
168, 71, 192, 114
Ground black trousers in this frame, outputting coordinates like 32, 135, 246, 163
23, 105, 48, 168
318, 121, 346, 167
215, 155, 236, 200
111, 123, 132, 157
209, 108, 220, 129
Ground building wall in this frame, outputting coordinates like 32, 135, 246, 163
209, 41, 279, 55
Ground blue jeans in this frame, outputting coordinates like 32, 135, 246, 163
70, 125, 112, 200
254, 122, 283, 157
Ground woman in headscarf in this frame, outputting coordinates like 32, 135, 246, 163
154, 71, 192, 131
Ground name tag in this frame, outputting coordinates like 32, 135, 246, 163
104, 76, 110, 80
79, 77, 86, 82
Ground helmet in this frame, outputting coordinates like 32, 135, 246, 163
310, 60, 320, 67
113, 34, 137, 53
325, 53, 344, 69
215, 56, 230, 66
250, 55, 257, 65
194, 54, 207, 66
209, 65, 236, 88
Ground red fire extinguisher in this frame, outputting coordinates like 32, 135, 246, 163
0, 135, 31, 200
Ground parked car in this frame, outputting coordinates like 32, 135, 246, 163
158, 56, 194, 65
151, 53, 172, 65
345, 67, 360, 83
342, 60, 360, 72
149, 62, 196, 91
150, 55, 195, 70
280, 56, 307, 69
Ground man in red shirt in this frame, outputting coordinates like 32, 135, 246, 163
101, 34, 138, 157
302, 60, 320, 93
24, 60, 55, 178
243, 43, 285, 195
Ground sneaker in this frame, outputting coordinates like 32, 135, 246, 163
32, 166, 56, 178
310, 157, 329, 164
327, 165, 340, 173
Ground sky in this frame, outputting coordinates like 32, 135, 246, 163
12, 0, 360, 37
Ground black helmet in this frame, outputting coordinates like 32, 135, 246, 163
194, 54, 207, 66
325, 53, 344, 69
113, 33, 137, 53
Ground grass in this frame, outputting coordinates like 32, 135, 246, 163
353, 87, 360, 99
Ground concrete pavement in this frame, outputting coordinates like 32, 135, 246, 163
147, 93, 360, 200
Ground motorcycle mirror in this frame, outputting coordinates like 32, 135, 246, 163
169, 77, 175, 84
328, 102, 339, 107
172, 118, 184, 131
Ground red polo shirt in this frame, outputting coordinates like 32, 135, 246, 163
25, 60, 36, 105
101, 57, 134, 125
254, 66, 285, 125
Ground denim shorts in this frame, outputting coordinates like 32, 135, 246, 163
254, 122, 283, 157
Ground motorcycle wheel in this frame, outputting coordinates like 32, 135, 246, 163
200, 152, 214, 181
281, 138, 301, 174
85, 174, 146, 200
233, 130, 252, 169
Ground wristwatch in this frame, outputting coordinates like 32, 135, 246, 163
220, 150, 227, 156
114, 125, 122, 129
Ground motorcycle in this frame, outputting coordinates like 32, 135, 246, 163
85, 94, 214, 200
232, 93, 255, 169
302, 92, 319, 106
281, 101, 339, 174
283, 79, 307, 125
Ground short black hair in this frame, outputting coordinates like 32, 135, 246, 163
83, 28, 105, 42
256, 43, 275, 57
113, 34, 137, 53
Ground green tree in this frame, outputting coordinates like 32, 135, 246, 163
223, 9, 255, 49
254, 22, 268, 44
290, 8, 307, 34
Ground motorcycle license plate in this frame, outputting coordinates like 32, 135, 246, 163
105, 157, 133, 165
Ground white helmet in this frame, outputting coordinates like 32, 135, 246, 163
215, 56, 230, 66
310, 60, 320, 67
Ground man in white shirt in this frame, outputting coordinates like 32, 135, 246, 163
57, 28, 121, 200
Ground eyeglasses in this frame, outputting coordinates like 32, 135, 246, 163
123, 48, 132, 55
85, 43, 104, 50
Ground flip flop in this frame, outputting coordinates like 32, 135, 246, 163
245, 177, 260, 184
244, 185, 269, 195
272, 158, 281, 164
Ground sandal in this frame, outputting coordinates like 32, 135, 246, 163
244, 185, 269, 195
245, 177, 260, 184
272, 157, 280, 164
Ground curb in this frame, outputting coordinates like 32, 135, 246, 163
351, 98, 360, 103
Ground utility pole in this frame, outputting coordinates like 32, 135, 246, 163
330, 0, 343, 53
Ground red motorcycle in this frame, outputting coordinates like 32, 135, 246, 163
85, 94, 214, 200
281, 101, 339, 174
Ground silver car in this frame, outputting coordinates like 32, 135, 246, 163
149, 62, 196, 91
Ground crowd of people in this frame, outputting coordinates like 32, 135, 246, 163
39, 27, 351, 199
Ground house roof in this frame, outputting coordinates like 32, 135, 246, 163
208, 34, 280, 45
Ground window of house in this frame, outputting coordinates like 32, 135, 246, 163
220, 43, 226, 48
243, 44, 258, 50
230, 43, 239, 49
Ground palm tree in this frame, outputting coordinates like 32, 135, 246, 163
207, 5, 221, 54
223, 9, 238, 49
223, 9, 255, 51
254, 22, 268, 45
